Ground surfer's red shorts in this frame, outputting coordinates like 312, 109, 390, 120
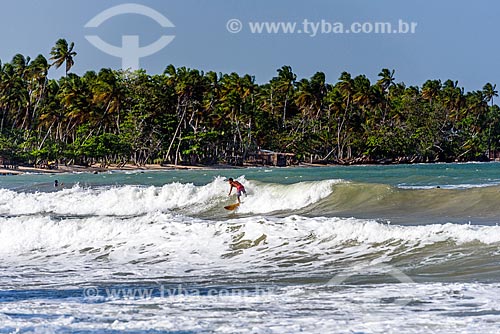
236, 187, 246, 196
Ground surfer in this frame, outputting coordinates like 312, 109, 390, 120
228, 178, 246, 203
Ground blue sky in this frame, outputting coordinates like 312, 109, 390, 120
0, 0, 498, 90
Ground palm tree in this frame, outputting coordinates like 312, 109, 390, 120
295, 72, 327, 122
482, 83, 498, 107
272, 65, 296, 127
481, 83, 499, 158
11, 54, 31, 79
442, 80, 464, 122
219, 72, 255, 161
38, 79, 64, 146
377, 68, 395, 92
164, 66, 206, 164
26, 55, 49, 130
0, 62, 27, 131
92, 68, 125, 133
50, 39, 77, 76
377, 68, 395, 123
334, 72, 354, 161
421, 80, 442, 106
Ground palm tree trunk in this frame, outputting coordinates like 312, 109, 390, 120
165, 104, 187, 163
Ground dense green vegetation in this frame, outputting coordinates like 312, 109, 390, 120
0, 39, 499, 167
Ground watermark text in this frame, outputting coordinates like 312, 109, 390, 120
227, 18, 418, 36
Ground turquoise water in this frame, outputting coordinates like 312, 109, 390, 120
0, 163, 500, 333
5, 162, 500, 190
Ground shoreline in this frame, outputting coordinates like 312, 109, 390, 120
0, 160, 497, 175
0, 162, 343, 175
0, 163, 250, 176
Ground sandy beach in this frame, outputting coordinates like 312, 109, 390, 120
0, 163, 250, 175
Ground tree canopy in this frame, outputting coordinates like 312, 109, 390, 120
0, 40, 499, 167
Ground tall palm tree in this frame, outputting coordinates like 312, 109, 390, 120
11, 54, 31, 79
38, 79, 64, 146
92, 68, 125, 133
26, 55, 49, 130
352, 75, 375, 128
421, 80, 442, 107
50, 39, 77, 76
272, 65, 296, 127
482, 83, 498, 107
295, 72, 326, 122
482, 83, 499, 156
377, 68, 395, 123
219, 72, 255, 160
442, 80, 464, 122
164, 66, 206, 164
334, 72, 355, 161
376, 68, 395, 92
0, 62, 28, 130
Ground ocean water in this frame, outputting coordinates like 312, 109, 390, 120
1, 163, 500, 333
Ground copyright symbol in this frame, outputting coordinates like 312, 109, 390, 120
83, 287, 99, 298
226, 19, 243, 33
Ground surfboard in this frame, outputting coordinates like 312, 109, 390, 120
224, 203, 240, 211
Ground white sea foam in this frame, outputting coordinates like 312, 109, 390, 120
0, 177, 341, 216
1, 213, 500, 332
0, 281, 499, 333
237, 178, 341, 213
1, 213, 499, 269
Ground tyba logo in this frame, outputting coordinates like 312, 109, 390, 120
85, 3, 175, 70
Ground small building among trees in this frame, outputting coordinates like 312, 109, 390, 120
246, 150, 297, 167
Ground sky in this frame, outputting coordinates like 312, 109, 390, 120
0, 0, 498, 90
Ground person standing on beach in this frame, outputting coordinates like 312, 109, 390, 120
228, 178, 246, 203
